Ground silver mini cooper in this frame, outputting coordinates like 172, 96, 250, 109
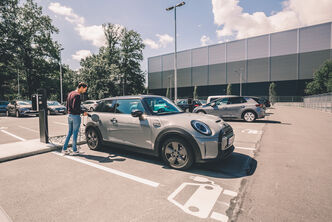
85, 95, 235, 170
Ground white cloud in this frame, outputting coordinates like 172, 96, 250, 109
49, 2, 123, 48
212, 0, 332, 40
144, 34, 174, 49
200, 35, 211, 46
72, 50, 92, 61
48, 2, 84, 25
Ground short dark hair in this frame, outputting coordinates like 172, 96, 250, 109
78, 82, 87, 88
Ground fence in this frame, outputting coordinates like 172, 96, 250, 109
303, 93, 332, 113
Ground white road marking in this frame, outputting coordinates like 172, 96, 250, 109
235, 146, 256, 151
0, 127, 8, 130
0, 130, 26, 141
241, 129, 262, 134
18, 125, 38, 133
53, 122, 67, 126
223, 189, 237, 197
52, 152, 159, 188
210, 212, 229, 222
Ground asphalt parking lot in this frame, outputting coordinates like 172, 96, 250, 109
0, 111, 266, 222
1, 107, 331, 222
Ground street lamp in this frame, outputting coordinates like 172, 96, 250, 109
59, 48, 64, 104
234, 68, 244, 96
166, 1, 185, 103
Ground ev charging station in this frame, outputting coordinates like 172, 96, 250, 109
32, 88, 49, 143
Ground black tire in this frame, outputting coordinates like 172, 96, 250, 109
242, 111, 256, 122
86, 127, 102, 150
16, 110, 21, 118
161, 137, 194, 170
197, 110, 206, 114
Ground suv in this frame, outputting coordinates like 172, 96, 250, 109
85, 95, 235, 170
47, 101, 67, 115
7, 100, 38, 117
193, 96, 265, 122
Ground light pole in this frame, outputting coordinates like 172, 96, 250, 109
234, 68, 244, 96
59, 48, 64, 104
166, 1, 185, 103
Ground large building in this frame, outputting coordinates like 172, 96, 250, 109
148, 22, 332, 100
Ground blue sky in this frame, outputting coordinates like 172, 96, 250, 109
36, 0, 332, 74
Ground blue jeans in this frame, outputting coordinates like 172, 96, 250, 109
63, 114, 81, 152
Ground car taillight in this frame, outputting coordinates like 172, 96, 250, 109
194, 104, 199, 107
256, 104, 262, 107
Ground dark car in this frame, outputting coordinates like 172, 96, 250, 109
7, 100, 38, 117
176, 99, 202, 112
0, 101, 9, 113
47, 101, 67, 115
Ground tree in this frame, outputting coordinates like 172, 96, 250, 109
305, 60, 332, 95
79, 23, 146, 99
227, 84, 232, 95
0, 0, 63, 100
193, 85, 198, 100
269, 82, 277, 105
166, 87, 170, 99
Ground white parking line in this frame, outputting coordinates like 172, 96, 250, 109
210, 211, 229, 222
18, 125, 38, 133
52, 152, 160, 188
53, 122, 67, 126
235, 146, 256, 151
0, 130, 26, 141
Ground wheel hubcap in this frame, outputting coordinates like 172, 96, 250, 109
87, 130, 98, 148
244, 112, 255, 121
165, 141, 188, 167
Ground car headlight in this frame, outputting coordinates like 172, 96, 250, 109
191, 120, 212, 136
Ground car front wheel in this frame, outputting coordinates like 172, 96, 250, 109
243, 111, 256, 122
161, 137, 194, 170
86, 127, 102, 150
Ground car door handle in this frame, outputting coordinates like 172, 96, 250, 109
110, 118, 117, 124
240, 106, 245, 108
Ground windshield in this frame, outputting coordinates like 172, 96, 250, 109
47, 101, 61, 106
143, 97, 183, 115
18, 101, 31, 105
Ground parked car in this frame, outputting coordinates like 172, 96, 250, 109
0, 101, 9, 113
82, 100, 100, 111
85, 95, 235, 170
176, 99, 202, 112
47, 101, 67, 115
206, 95, 226, 104
7, 100, 38, 117
193, 96, 265, 122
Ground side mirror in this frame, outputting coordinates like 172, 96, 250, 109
131, 109, 143, 117
210, 102, 216, 107
89, 114, 100, 122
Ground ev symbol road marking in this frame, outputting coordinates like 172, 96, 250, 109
241, 129, 262, 134
168, 176, 236, 221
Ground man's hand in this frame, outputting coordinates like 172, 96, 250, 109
83, 112, 88, 116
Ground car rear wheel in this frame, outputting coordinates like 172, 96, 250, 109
86, 127, 102, 150
243, 111, 256, 122
161, 137, 194, 170
197, 110, 206, 114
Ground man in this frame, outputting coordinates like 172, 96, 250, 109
62, 82, 88, 155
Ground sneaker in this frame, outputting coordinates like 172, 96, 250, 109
61, 150, 70, 156
72, 150, 84, 155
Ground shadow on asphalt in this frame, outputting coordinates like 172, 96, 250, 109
226, 119, 287, 124
86, 146, 257, 179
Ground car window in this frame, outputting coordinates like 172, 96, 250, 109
115, 99, 144, 114
95, 100, 114, 113
143, 97, 182, 115
228, 97, 247, 104
215, 98, 228, 105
